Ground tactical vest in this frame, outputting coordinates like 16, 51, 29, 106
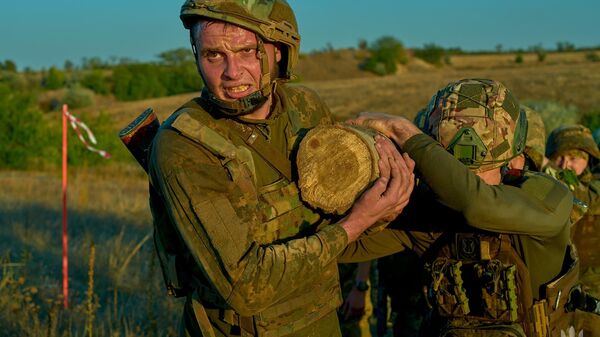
156, 85, 341, 336
571, 175, 600, 270
423, 232, 579, 337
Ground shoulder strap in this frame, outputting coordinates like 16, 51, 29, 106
178, 99, 292, 181
221, 119, 292, 181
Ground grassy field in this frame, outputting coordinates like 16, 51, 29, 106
2, 50, 600, 336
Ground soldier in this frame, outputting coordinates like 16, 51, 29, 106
546, 125, 600, 273
545, 125, 600, 335
147, 1, 415, 336
345, 79, 579, 336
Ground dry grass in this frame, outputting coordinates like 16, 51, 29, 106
3, 51, 600, 336
0, 167, 179, 336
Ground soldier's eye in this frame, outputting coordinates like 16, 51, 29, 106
203, 51, 222, 62
240, 48, 257, 57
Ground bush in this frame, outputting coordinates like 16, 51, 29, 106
362, 36, 408, 76
580, 109, 600, 131
515, 53, 524, 64
522, 100, 579, 134
414, 43, 446, 66
585, 51, 600, 62
63, 86, 95, 109
112, 63, 201, 101
81, 70, 110, 95
44, 66, 66, 89
537, 50, 547, 62
0, 87, 50, 169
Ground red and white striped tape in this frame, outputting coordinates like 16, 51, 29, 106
63, 108, 111, 159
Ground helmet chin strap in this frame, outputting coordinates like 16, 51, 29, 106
194, 34, 276, 117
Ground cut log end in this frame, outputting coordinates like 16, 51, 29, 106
297, 124, 380, 214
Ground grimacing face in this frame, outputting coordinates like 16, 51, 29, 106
192, 21, 281, 103
553, 153, 589, 176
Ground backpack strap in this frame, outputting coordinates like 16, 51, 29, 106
179, 99, 292, 182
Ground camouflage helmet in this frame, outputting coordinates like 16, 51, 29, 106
521, 105, 546, 171
180, 0, 300, 80
545, 124, 600, 160
423, 79, 528, 173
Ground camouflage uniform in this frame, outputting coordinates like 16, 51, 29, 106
149, 1, 355, 336
341, 80, 577, 337
150, 82, 353, 336
546, 125, 600, 272
544, 125, 600, 336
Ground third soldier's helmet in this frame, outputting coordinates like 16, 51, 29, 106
180, 0, 300, 80
521, 105, 546, 171
423, 79, 528, 173
546, 125, 600, 160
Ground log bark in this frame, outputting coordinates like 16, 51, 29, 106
297, 123, 381, 214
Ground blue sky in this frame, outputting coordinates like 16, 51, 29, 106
1, 0, 598, 70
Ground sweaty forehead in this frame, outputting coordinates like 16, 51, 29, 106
196, 21, 257, 48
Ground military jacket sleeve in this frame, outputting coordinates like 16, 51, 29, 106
339, 134, 573, 262
403, 134, 573, 238
149, 120, 348, 316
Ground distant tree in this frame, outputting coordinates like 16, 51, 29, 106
64, 59, 75, 72
3, 60, 17, 72
529, 44, 547, 62
118, 57, 136, 65
362, 36, 408, 76
556, 41, 575, 52
446, 47, 464, 55
158, 48, 195, 67
414, 43, 445, 66
495, 44, 503, 53
358, 39, 368, 50
81, 56, 107, 70
44, 66, 66, 89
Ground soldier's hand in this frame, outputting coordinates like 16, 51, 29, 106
340, 136, 415, 242
340, 287, 367, 321
347, 112, 423, 147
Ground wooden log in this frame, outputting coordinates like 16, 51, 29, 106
297, 123, 381, 214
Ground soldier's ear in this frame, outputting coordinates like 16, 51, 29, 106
274, 44, 282, 63
508, 154, 526, 170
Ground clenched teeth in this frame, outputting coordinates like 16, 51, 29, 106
227, 85, 250, 93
